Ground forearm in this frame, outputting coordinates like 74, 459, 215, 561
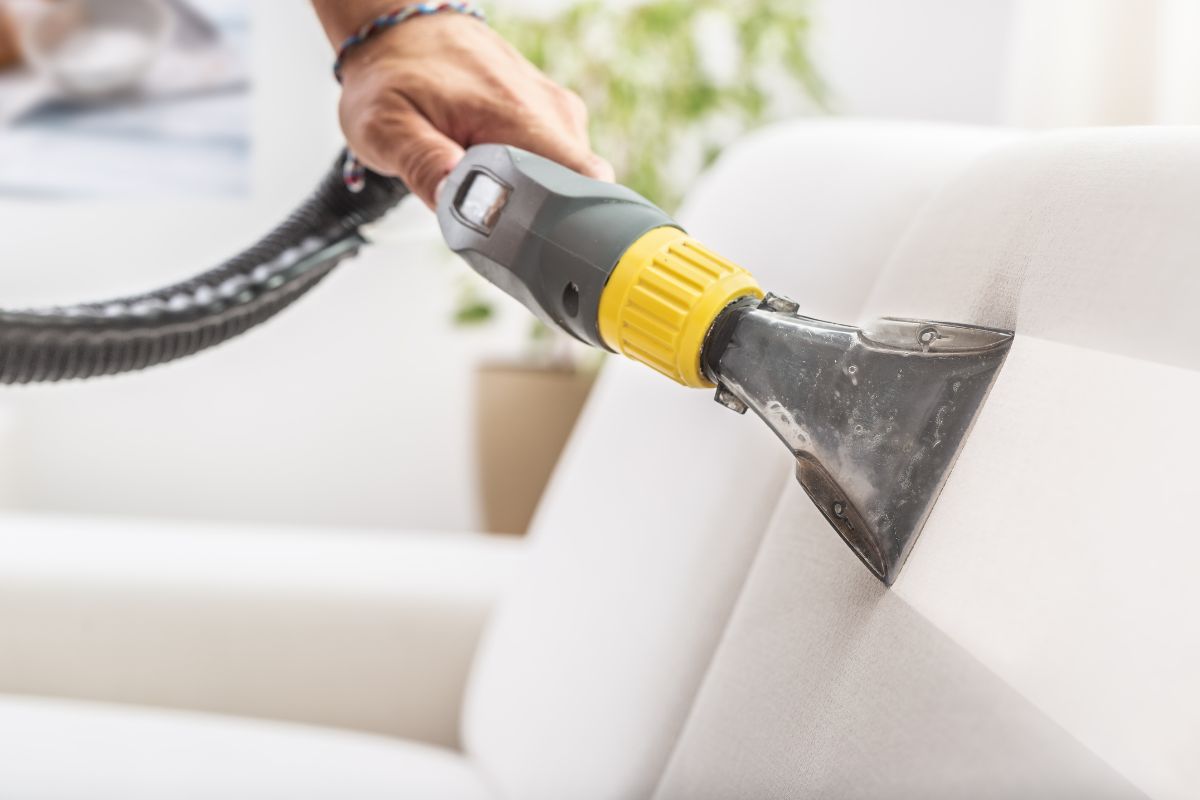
311, 0, 411, 45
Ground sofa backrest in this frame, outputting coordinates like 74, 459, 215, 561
655, 126, 1200, 799
461, 120, 1019, 800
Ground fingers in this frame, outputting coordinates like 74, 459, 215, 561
495, 124, 613, 182
487, 86, 613, 182
586, 154, 616, 183
347, 93, 465, 209
339, 35, 612, 209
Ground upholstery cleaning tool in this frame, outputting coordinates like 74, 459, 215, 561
0, 146, 1011, 584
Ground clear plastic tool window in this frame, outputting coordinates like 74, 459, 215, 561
456, 171, 511, 233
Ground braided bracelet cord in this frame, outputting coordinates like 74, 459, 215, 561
333, 1, 487, 83
335, 2, 487, 193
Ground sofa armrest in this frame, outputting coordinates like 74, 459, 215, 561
0, 513, 523, 749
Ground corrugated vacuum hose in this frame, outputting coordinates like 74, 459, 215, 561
0, 155, 409, 385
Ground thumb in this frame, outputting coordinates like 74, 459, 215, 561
366, 99, 464, 210
584, 154, 616, 183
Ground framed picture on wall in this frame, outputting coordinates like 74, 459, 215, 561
0, 0, 249, 199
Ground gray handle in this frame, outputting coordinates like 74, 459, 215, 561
436, 145, 677, 349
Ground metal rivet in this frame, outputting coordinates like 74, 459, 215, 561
714, 384, 748, 415
762, 292, 800, 314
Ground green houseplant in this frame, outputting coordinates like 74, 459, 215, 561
497, 0, 825, 210
468, 0, 825, 533
457, 0, 825, 333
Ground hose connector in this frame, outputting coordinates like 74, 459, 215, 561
597, 226, 762, 387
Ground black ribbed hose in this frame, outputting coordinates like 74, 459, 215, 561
0, 155, 409, 384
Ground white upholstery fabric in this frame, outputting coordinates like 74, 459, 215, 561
656, 126, 1200, 799
875, 126, 1200, 799
463, 121, 1020, 800
656, 485, 1143, 800
0, 513, 522, 748
0, 695, 494, 800
3, 121, 1194, 799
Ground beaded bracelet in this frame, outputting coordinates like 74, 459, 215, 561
333, 1, 488, 83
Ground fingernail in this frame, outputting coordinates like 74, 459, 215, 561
434, 177, 448, 205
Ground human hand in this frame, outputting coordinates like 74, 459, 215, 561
321, 7, 613, 209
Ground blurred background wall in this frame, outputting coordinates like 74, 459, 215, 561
0, 0, 1193, 533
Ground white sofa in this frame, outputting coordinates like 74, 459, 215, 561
2, 120, 1197, 799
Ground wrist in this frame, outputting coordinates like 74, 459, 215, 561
336, 21, 406, 82
314, 1, 418, 46
329, 2, 486, 83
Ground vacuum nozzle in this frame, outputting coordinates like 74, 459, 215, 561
703, 298, 1013, 583
438, 144, 1013, 584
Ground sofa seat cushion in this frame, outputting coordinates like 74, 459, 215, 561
0, 695, 495, 800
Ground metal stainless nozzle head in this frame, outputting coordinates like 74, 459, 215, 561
704, 295, 1013, 585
